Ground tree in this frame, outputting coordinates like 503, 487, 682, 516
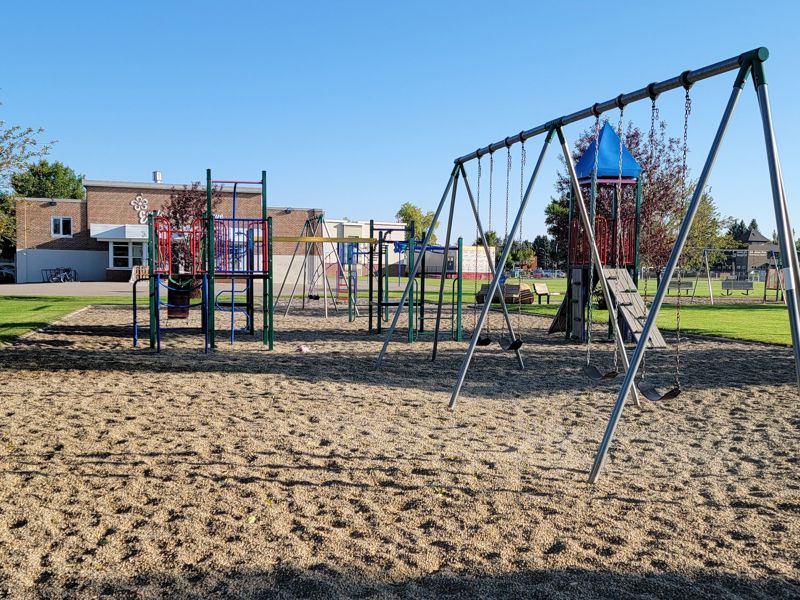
162, 182, 223, 271
532, 235, 551, 266
163, 182, 222, 229
0, 105, 54, 255
683, 191, 728, 270
546, 118, 691, 270
726, 219, 748, 243
748, 218, 759, 233
396, 202, 438, 243
0, 193, 14, 259
11, 160, 84, 199
474, 229, 499, 248
509, 239, 535, 268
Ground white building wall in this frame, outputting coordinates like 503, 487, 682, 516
15, 249, 107, 283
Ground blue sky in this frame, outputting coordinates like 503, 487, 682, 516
3, 1, 798, 242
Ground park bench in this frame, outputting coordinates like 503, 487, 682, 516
667, 280, 695, 295
533, 282, 561, 304
722, 279, 754, 295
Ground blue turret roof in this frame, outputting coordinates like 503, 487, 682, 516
574, 122, 642, 180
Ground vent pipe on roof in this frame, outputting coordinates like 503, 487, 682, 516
152, 171, 162, 184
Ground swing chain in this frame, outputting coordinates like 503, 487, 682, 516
519, 141, 526, 243
488, 152, 494, 234
586, 114, 601, 363
613, 106, 624, 371
474, 157, 482, 330
505, 144, 512, 243
675, 269, 682, 388
616, 106, 625, 267
682, 89, 692, 204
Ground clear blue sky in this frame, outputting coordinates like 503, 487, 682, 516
3, 1, 798, 242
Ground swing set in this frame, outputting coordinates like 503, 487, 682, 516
376, 47, 800, 482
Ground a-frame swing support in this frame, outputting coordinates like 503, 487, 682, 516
375, 47, 800, 484
376, 166, 525, 371
589, 48, 800, 482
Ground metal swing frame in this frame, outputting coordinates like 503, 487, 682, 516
376, 164, 526, 369
375, 47, 800, 483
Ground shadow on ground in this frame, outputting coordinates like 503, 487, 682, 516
23, 565, 800, 599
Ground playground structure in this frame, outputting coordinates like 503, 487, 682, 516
547, 123, 666, 354
368, 220, 464, 344
376, 47, 800, 482
133, 170, 274, 352
273, 214, 369, 320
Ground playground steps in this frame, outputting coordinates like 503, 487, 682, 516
603, 268, 667, 349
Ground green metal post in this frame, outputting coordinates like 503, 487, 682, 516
634, 177, 642, 286
456, 237, 463, 341
267, 216, 274, 350
383, 244, 389, 321
261, 170, 269, 346
206, 168, 216, 348
148, 212, 156, 349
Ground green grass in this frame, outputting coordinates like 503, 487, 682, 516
0, 296, 130, 343
515, 301, 791, 346
360, 276, 791, 346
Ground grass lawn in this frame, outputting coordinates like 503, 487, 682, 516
0, 296, 130, 344
358, 276, 792, 346
514, 302, 791, 346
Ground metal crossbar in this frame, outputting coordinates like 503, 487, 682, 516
455, 48, 768, 164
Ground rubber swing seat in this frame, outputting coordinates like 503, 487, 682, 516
583, 364, 619, 381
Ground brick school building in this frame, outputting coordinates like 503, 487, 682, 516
15, 179, 321, 283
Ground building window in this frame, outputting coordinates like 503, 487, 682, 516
109, 241, 147, 269
51, 216, 73, 238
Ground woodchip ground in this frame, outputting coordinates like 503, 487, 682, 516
0, 304, 798, 598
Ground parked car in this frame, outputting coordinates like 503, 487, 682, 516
0, 264, 15, 283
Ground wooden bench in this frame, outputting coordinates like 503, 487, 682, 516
667, 280, 695, 296
533, 283, 561, 304
722, 279, 754, 295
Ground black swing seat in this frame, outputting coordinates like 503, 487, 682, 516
307, 294, 321, 300
499, 336, 523, 351
636, 380, 681, 401
476, 334, 493, 346
583, 364, 619, 381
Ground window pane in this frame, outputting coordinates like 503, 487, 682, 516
62, 218, 72, 236
132, 243, 144, 258
113, 257, 129, 268
52, 219, 61, 235
113, 243, 129, 257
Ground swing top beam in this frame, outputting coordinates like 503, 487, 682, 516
272, 236, 377, 244
455, 47, 769, 165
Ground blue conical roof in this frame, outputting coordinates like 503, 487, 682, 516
574, 122, 641, 180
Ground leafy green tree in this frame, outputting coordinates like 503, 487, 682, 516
11, 160, 84, 199
0, 105, 54, 255
0, 193, 14, 258
531, 235, 551, 266
474, 229, 499, 248
508, 240, 535, 268
748, 218, 759, 234
683, 191, 727, 270
544, 196, 569, 251
396, 202, 438, 244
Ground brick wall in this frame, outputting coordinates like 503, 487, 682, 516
17, 182, 323, 256
16, 199, 104, 252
